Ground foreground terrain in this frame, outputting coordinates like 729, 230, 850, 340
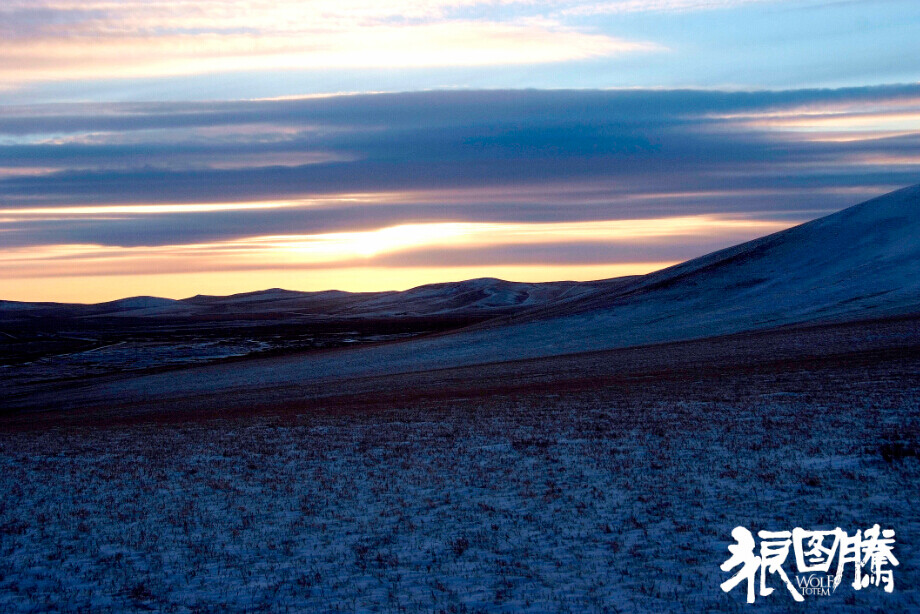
2, 186, 919, 611
1, 318, 918, 612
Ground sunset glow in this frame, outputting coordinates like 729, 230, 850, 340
2, 1, 920, 302
0, 215, 792, 285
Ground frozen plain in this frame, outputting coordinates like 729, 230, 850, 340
1, 317, 919, 612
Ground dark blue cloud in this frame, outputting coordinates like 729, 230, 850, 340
3, 84, 920, 135
1, 86, 919, 248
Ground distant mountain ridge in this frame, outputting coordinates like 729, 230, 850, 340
0, 278, 592, 322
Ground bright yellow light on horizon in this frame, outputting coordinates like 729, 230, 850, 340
229, 216, 791, 264
0, 215, 797, 303
0, 264, 678, 304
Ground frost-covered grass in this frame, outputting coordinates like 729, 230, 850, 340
1, 362, 918, 612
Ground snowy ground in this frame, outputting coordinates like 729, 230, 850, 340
1, 348, 918, 612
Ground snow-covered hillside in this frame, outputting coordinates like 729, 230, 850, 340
266, 183, 920, 377
473, 182, 920, 351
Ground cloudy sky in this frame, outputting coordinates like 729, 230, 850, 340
1, 1, 919, 302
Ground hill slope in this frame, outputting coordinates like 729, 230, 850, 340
288, 182, 920, 376
484, 183, 920, 341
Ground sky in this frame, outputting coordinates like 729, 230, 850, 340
1, 0, 919, 302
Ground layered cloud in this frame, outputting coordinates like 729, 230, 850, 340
4, 0, 919, 104
1, 86, 919, 301
0, 1, 668, 84
0, 0, 837, 87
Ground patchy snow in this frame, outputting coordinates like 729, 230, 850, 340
99, 296, 181, 311
1, 361, 917, 612
343, 278, 589, 317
